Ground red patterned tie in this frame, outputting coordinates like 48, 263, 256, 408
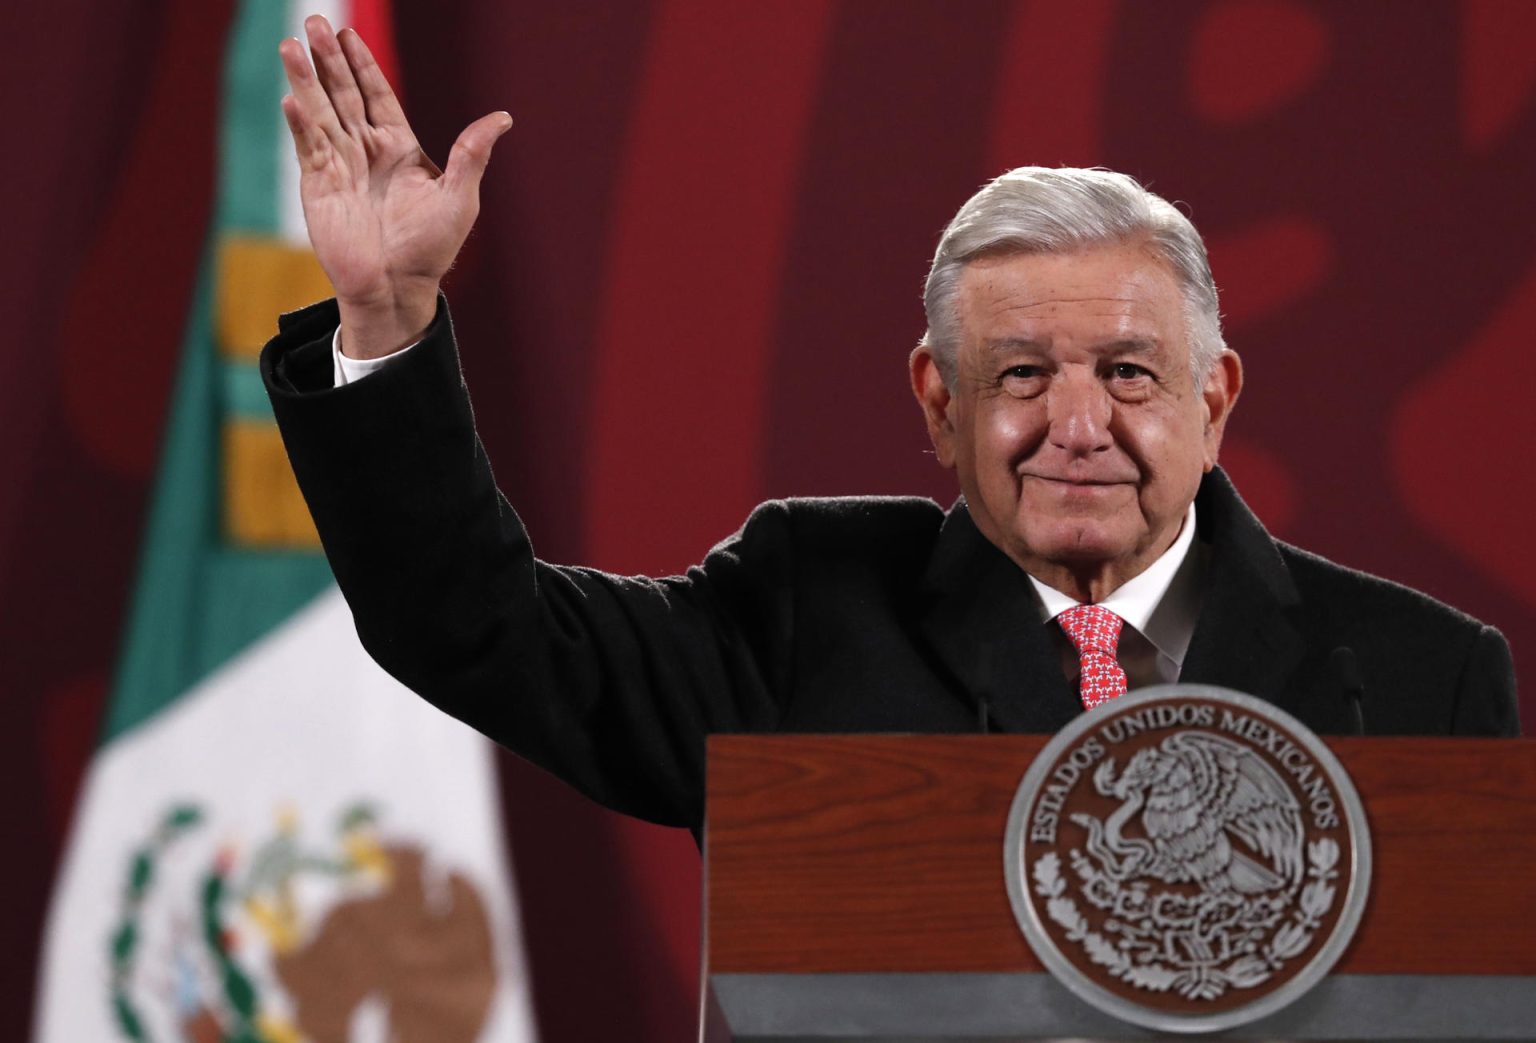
1058, 604, 1129, 710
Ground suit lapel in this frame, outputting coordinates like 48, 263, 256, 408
1181, 469, 1306, 712
916, 472, 1307, 733
917, 501, 1080, 734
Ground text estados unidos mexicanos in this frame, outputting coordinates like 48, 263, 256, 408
1027, 702, 1341, 845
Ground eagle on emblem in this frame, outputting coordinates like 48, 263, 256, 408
1072, 732, 1305, 896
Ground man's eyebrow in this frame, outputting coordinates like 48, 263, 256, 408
1101, 337, 1165, 356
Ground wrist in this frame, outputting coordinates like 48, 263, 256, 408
336, 284, 439, 360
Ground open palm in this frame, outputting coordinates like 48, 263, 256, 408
279, 15, 510, 357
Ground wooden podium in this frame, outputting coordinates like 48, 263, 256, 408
702, 735, 1536, 1041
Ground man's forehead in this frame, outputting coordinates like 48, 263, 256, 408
955, 246, 1188, 346
963, 290, 1181, 346
969, 292, 1168, 325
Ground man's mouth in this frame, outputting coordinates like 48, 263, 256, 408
1021, 474, 1134, 487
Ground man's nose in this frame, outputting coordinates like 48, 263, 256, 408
1047, 374, 1113, 455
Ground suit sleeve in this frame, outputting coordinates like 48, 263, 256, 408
260, 297, 796, 828
1450, 624, 1521, 736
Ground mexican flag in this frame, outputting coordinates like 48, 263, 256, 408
33, 2, 536, 1040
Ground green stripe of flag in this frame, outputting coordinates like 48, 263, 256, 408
223, 359, 275, 422
217, 0, 288, 233
104, 0, 331, 743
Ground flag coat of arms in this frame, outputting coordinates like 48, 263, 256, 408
34, 2, 537, 1039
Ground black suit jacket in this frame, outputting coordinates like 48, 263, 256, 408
262, 298, 1520, 830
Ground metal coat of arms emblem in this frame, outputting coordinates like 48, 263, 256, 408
1004, 684, 1372, 1033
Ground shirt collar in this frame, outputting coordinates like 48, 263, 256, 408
1028, 502, 1201, 666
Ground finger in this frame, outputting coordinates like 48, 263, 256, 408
305, 14, 368, 134
337, 27, 407, 130
280, 94, 331, 172
442, 112, 514, 199
279, 36, 348, 153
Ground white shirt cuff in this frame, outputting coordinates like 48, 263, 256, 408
332, 327, 419, 386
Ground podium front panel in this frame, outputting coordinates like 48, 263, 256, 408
703, 735, 1536, 1040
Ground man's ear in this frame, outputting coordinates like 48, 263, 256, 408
1200, 349, 1244, 471
910, 345, 957, 469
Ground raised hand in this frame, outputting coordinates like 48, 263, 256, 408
279, 14, 511, 358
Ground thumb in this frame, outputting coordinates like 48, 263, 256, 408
443, 111, 513, 198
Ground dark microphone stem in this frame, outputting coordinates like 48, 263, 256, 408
1330, 646, 1366, 735
978, 644, 994, 734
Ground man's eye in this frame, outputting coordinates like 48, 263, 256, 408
995, 365, 1046, 397
1110, 363, 1150, 380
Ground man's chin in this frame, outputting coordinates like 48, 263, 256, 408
1006, 520, 1135, 568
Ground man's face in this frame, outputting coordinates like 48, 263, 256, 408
911, 241, 1241, 601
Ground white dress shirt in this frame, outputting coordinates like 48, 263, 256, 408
331, 328, 409, 386
1028, 503, 1204, 690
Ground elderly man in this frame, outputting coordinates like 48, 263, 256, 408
264, 18, 1518, 830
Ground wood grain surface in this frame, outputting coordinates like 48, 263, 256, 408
704, 735, 1536, 975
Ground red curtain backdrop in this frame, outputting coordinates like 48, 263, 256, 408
7, 2, 1536, 1039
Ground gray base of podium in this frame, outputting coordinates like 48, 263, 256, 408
709, 972, 1536, 1041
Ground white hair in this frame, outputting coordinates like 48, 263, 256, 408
920, 166, 1225, 387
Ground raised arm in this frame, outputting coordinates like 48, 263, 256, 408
278, 14, 511, 359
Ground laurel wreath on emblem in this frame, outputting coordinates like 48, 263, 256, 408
1032, 840, 1339, 999
1029, 732, 1343, 1002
